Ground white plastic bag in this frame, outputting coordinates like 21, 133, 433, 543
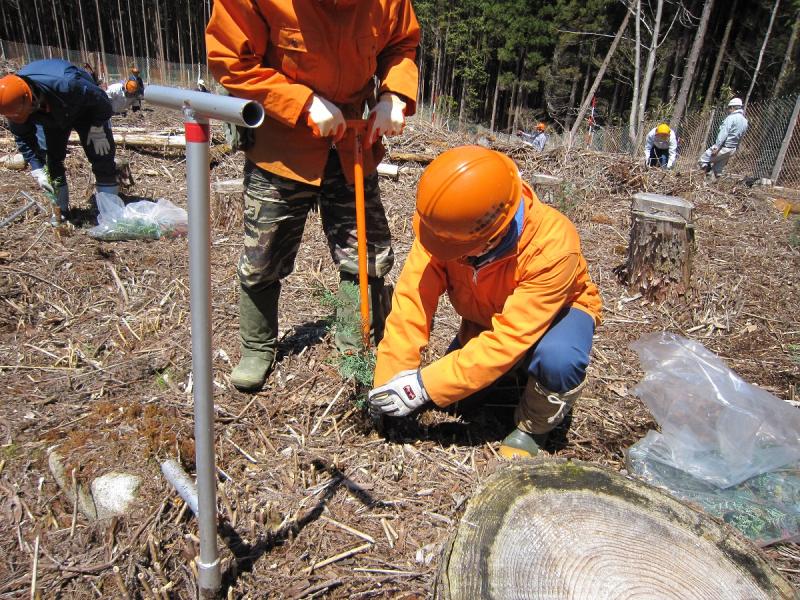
89, 193, 188, 241
627, 332, 800, 488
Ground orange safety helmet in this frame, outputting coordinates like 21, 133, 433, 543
124, 78, 140, 95
414, 146, 522, 261
0, 74, 34, 123
536, 122, 546, 132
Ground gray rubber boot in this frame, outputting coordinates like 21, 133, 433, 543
334, 274, 391, 354
50, 182, 70, 225
231, 282, 280, 391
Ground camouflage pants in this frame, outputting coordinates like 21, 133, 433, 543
238, 152, 394, 291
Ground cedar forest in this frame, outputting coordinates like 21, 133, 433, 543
0, 0, 798, 139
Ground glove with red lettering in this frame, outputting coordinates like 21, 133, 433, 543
368, 369, 429, 418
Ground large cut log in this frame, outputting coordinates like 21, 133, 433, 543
616, 192, 695, 301
436, 459, 794, 600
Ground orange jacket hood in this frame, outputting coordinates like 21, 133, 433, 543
374, 184, 603, 406
206, 0, 420, 185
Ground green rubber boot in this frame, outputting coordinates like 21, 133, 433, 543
231, 282, 280, 392
498, 428, 549, 459
333, 274, 391, 354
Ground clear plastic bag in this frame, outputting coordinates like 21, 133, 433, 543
628, 449, 800, 546
89, 193, 188, 241
628, 332, 800, 488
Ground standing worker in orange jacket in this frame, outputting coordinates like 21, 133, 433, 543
206, 0, 420, 391
368, 146, 602, 457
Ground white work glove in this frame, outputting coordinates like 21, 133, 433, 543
86, 125, 111, 156
30, 167, 53, 194
368, 369, 430, 418
367, 93, 406, 146
305, 94, 346, 142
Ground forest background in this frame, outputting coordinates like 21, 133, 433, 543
0, 0, 799, 146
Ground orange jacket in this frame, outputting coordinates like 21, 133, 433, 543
374, 184, 602, 407
205, 0, 420, 186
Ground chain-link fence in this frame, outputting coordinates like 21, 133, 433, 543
580, 95, 800, 186
0, 39, 210, 90
413, 96, 800, 186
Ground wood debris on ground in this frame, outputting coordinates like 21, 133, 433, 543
0, 109, 798, 598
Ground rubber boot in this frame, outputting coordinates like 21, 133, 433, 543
96, 183, 119, 196
334, 273, 391, 354
50, 183, 70, 226
231, 282, 280, 391
499, 378, 586, 459
498, 428, 549, 459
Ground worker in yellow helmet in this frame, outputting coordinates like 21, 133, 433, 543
644, 123, 677, 169
368, 146, 602, 458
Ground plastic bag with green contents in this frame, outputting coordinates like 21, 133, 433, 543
89, 193, 188, 241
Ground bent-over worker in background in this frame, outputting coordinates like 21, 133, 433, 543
368, 146, 602, 458
106, 76, 144, 115
644, 123, 677, 169
698, 97, 749, 179
517, 122, 548, 152
206, 0, 420, 392
0, 59, 117, 224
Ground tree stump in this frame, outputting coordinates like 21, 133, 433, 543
530, 174, 564, 206
617, 192, 695, 301
435, 460, 795, 600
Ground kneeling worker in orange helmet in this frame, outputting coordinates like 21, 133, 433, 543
368, 146, 602, 457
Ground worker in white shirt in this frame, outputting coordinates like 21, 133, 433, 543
644, 123, 677, 169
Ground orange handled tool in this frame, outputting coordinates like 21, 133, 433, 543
346, 119, 371, 350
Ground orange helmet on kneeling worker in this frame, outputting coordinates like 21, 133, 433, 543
414, 145, 522, 261
0, 74, 34, 123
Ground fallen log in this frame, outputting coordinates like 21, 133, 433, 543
436, 459, 795, 600
211, 163, 400, 194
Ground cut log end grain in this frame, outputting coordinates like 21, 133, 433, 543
436, 460, 795, 600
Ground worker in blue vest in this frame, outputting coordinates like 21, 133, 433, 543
0, 59, 117, 224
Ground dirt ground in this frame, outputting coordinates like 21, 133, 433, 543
1, 108, 799, 599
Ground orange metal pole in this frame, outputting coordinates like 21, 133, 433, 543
347, 119, 371, 350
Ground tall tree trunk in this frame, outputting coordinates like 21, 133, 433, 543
771, 11, 800, 98
569, 8, 632, 145
703, 0, 737, 111
745, 0, 781, 106
93, 0, 108, 78
636, 0, 665, 145
490, 64, 501, 132
78, 1, 90, 60
116, 0, 128, 65
772, 10, 799, 99
628, 0, 642, 149
609, 79, 621, 120
667, 27, 692, 101
580, 42, 595, 107
140, 0, 150, 75
458, 75, 467, 127
671, 0, 716, 129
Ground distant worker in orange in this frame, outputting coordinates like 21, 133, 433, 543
518, 122, 548, 151
206, 0, 420, 391
368, 146, 602, 458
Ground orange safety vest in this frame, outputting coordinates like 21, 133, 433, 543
206, 0, 420, 185
374, 184, 603, 407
